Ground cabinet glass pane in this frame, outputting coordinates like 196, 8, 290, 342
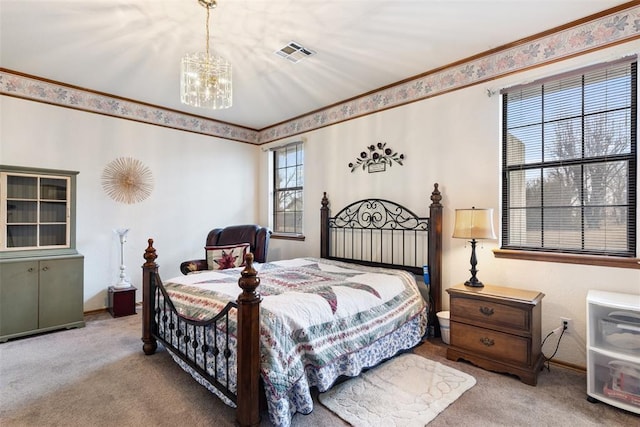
6, 225, 37, 247
39, 224, 67, 246
40, 202, 66, 223
40, 178, 67, 201
6, 201, 37, 223
6, 175, 37, 199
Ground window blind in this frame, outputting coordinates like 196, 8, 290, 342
501, 58, 637, 257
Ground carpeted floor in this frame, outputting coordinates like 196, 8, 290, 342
1, 310, 638, 426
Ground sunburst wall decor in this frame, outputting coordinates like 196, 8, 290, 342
101, 157, 154, 204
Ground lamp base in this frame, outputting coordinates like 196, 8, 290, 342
464, 238, 484, 287
464, 277, 484, 288
113, 280, 131, 289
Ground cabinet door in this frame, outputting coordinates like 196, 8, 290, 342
0, 261, 39, 335
1, 172, 71, 251
39, 257, 84, 328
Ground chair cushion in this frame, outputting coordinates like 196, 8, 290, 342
205, 243, 250, 270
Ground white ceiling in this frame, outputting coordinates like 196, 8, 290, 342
0, 0, 630, 130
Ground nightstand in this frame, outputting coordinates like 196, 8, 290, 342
446, 284, 545, 385
108, 286, 137, 317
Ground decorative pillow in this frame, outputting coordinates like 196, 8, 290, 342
205, 243, 250, 270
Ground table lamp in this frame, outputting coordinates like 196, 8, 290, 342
452, 207, 496, 287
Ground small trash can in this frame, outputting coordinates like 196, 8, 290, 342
436, 311, 450, 344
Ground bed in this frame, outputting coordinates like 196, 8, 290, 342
141, 183, 443, 427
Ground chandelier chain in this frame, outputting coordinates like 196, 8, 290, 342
180, 0, 232, 109
205, 6, 210, 58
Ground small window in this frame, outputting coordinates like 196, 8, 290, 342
273, 142, 304, 236
501, 59, 637, 258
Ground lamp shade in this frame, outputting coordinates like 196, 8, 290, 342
452, 208, 497, 240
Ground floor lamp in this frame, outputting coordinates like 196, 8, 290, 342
114, 228, 131, 289
452, 207, 496, 287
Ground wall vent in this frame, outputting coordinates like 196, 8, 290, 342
274, 41, 316, 63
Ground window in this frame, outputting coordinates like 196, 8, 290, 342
501, 59, 637, 259
273, 142, 304, 236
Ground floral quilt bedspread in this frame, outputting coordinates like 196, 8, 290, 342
161, 257, 427, 426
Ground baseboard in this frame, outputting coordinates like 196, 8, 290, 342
548, 359, 586, 373
84, 301, 142, 316
83, 307, 108, 316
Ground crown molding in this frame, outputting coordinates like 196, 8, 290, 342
0, 69, 260, 145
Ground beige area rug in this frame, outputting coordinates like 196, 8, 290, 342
318, 353, 476, 427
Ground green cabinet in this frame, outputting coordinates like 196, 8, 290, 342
0, 166, 84, 342
0, 254, 85, 343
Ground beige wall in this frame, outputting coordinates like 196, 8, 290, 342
1, 97, 260, 311
260, 40, 640, 367
1, 39, 638, 367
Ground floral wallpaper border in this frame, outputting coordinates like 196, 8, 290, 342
1, 4, 639, 146
0, 72, 259, 144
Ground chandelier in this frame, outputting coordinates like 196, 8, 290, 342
180, 0, 232, 109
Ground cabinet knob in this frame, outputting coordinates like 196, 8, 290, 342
479, 306, 494, 316
480, 337, 495, 347
42, 266, 49, 271
28, 267, 34, 272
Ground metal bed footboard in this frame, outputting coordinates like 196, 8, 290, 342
149, 270, 238, 404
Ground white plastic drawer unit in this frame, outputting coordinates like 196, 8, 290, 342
598, 311, 640, 356
586, 290, 640, 414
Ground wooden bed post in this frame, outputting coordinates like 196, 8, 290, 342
320, 192, 329, 259
428, 183, 443, 314
236, 253, 261, 427
141, 238, 158, 355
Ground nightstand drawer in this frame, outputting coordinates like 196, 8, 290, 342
451, 321, 530, 366
451, 296, 529, 332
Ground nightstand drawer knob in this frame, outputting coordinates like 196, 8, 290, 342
479, 306, 494, 316
480, 337, 495, 347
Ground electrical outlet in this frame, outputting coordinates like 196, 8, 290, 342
561, 317, 573, 334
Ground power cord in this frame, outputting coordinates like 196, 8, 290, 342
541, 321, 567, 371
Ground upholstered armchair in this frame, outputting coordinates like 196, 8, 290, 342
180, 224, 272, 275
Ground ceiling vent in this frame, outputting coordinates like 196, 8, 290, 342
275, 41, 316, 63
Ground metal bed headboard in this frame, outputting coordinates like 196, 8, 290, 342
319, 183, 443, 312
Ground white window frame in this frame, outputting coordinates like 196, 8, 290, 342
271, 141, 304, 238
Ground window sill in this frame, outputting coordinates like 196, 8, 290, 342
271, 232, 305, 241
493, 249, 640, 269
